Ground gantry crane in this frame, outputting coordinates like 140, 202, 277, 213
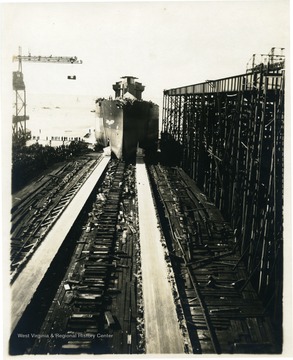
12, 47, 82, 139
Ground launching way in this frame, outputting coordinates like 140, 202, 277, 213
9, 48, 285, 355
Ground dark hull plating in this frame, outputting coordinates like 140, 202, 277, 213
96, 99, 159, 162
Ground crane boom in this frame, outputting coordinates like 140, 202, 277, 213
12, 47, 83, 139
13, 54, 83, 64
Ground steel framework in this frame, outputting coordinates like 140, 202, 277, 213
162, 57, 284, 326
13, 70, 29, 136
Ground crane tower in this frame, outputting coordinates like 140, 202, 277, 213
12, 47, 82, 139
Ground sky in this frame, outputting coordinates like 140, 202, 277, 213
1, 0, 290, 109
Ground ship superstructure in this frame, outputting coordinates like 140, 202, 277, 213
95, 76, 159, 162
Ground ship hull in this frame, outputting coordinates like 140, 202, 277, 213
96, 99, 159, 161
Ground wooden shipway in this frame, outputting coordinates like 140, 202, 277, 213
136, 157, 185, 354
11, 156, 103, 282
29, 161, 127, 354
20, 160, 144, 355
10, 155, 110, 333
148, 165, 278, 354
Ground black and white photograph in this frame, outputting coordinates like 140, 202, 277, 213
0, 0, 291, 358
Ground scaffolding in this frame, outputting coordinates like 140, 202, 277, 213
162, 52, 285, 327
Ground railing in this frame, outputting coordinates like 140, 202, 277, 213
164, 68, 284, 96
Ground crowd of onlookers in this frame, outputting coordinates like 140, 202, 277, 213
12, 134, 91, 192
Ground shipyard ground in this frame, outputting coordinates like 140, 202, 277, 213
9, 153, 280, 355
